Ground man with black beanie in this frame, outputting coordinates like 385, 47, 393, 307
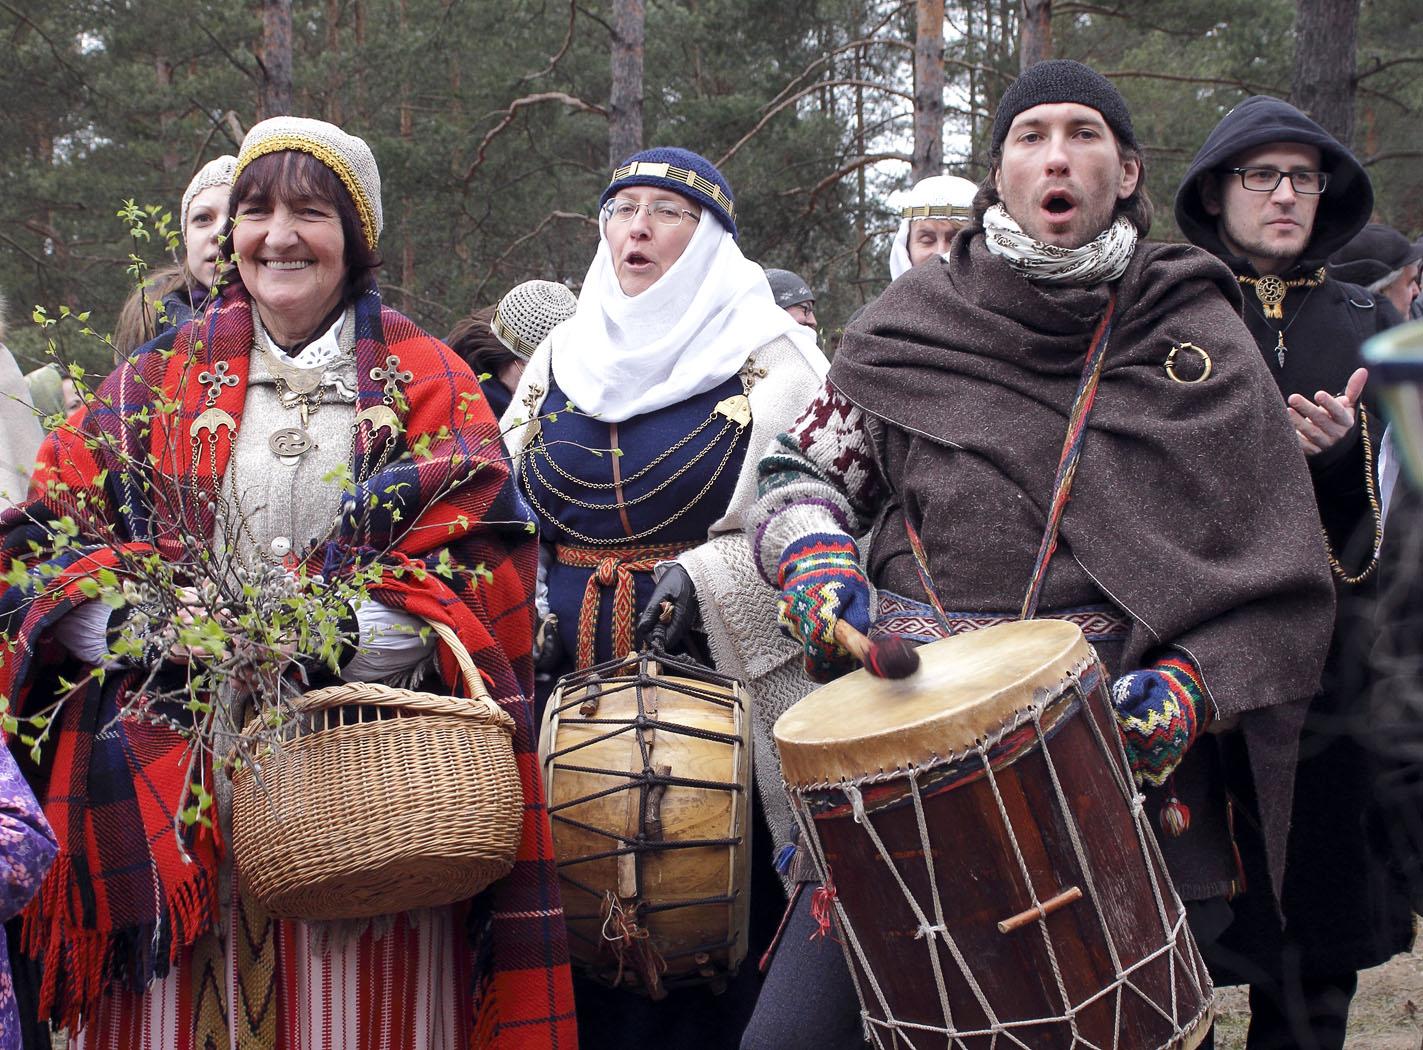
1176, 95, 1414, 1050
737, 61, 1334, 1050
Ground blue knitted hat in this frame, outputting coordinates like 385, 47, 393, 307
601, 147, 738, 239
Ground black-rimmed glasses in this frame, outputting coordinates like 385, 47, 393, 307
1226, 167, 1330, 194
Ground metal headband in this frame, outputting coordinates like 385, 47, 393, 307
609, 161, 736, 224
902, 204, 974, 221
490, 307, 539, 360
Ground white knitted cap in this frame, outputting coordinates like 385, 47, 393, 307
236, 116, 383, 249
180, 155, 237, 238
492, 281, 578, 360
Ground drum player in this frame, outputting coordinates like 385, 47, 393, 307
741, 60, 1337, 1048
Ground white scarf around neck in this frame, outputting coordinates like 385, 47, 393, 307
983, 203, 1137, 285
552, 212, 824, 422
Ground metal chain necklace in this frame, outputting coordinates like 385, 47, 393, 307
520, 424, 748, 545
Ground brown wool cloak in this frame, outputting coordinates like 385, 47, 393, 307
829, 232, 1336, 900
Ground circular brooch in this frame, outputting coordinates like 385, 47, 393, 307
1165, 342, 1213, 384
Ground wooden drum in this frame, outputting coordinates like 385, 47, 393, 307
540, 650, 752, 998
774, 619, 1212, 1049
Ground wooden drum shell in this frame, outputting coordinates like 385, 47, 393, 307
540, 654, 753, 995
777, 621, 1212, 1049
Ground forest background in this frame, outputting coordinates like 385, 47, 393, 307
2, 0, 1420, 374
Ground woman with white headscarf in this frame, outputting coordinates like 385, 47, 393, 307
887, 173, 977, 280
503, 146, 828, 1048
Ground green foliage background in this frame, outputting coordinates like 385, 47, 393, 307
1, 0, 1419, 375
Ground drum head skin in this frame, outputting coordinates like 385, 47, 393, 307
775, 620, 1096, 787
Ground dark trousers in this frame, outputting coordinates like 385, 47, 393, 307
739, 884, 865, 1050
1200, 972, 1359, 1050
575, 787, 784, 1050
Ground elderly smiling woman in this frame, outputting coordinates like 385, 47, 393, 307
0, 117, 572, 1049
503, 147, 828, 1048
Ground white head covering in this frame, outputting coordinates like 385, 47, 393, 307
888, 175, 978, 280
181, 155, 237, 238
552, 214, 825, 422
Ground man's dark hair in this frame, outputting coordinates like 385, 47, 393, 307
971, 141, 1154, 237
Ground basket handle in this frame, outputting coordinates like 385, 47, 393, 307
423, 619, 492, 702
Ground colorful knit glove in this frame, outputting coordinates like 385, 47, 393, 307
1110, 655, 1210, 788
777, 533, 872, 682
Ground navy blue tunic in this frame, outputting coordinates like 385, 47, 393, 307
521, 374, 749, 673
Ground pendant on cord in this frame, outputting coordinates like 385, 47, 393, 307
1275, 330, 1287, 368
1253, 275, 1286, 320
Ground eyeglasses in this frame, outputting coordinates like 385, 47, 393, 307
602, 198, 702, 226
1226, 167, 1330, 195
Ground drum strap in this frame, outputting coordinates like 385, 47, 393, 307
904, 292, 1119, 622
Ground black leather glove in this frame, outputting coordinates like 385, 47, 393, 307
635, 563, 697, 654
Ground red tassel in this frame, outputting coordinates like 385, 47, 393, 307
809, 877, 837, 941
1159, 776, 1190, 838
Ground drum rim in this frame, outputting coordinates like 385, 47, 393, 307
775, 620, 1098, 788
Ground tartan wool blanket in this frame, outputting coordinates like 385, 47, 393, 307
0, 283, 576, 1046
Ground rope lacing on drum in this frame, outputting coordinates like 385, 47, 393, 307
784, 665, 1214, 1049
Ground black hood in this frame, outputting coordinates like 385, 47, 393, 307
1173, 95, 1372, 267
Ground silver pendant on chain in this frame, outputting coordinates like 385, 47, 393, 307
270, 426, 316, 465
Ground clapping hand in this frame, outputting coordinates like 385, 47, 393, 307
1286, 366, 1368, 456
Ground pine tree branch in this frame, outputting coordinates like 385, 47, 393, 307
462, 93, 609, 184
520, 0, 579, 83
716, 81, 915, 169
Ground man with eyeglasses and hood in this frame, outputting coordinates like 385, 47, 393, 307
1175, 95, 1413, 1050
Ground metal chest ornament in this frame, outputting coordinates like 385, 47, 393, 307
190, 360, 239, 478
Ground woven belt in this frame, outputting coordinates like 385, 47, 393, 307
555, 540, 698, 669
872, 591, 1129, 646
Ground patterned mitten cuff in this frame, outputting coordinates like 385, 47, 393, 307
1111, 655, 1209, 788
776, 533, 872, 681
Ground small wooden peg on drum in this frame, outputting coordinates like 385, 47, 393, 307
996, 885, 1084, 934
832, 620, 921, 680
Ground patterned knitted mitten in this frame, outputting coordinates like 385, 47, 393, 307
1110, 655, 1209, 788
777, 532, 872, 681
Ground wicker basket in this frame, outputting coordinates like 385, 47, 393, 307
231, 620, 522, 921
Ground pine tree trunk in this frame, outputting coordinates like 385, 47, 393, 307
913, 0, 945, 181
1291, 0, 1359, 147
259, 0, 293, 119
1019, 0, 1052, 70
609, 0, 645, 166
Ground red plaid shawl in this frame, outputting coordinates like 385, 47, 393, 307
0, 284, 576, 1045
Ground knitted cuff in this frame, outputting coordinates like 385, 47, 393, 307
1111, 655, 1207, 788
776, 532, 871, 680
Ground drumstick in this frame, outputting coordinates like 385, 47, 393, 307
832, 620, 920, 680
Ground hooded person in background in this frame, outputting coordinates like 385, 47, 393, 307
1175, 95, 1414, 1050
0, 297, 44, 508
886, 174, 977, 280
742, 61, 1334, 1050
1330, 223, 1421, 321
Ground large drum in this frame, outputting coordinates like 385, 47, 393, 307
540, 650, 752, 998
775, 619, 1212, 1049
